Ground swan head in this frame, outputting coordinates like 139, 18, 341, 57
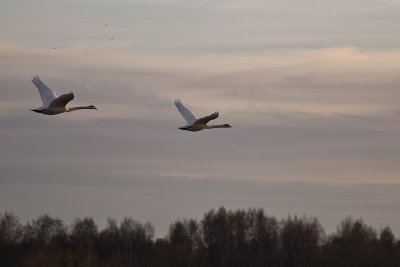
223, 124, 232, 128
88, 105, 97, 110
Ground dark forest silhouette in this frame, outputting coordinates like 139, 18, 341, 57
1, 207, 400, 267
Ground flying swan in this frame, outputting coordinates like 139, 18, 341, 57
31, 76, 97, 115
174, 99, 231, 132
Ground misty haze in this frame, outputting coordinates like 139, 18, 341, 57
2, 0, 400, 266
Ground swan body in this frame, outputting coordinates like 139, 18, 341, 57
174, 99, 231, 132
31, 76, 97, 115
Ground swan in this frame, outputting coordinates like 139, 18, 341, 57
30, 76, 97, 115
174, 99, 231, 132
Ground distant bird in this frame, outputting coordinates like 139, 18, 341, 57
31, 76, 97, 115
109, 37, 114, 40
174, 99, 231, 132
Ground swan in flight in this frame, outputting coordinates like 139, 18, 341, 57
174, 99, 231, 132
31, 76, 97, 115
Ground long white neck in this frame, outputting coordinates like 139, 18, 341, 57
207, 124, 231, 129
66, 106, 96, 112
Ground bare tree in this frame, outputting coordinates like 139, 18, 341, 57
23, 214, 67, 250
70, 217, 99, 266
0, 212, 24, 266
379, 226, 395, 251
0, 211, 23, 244
280, 215, 324, 267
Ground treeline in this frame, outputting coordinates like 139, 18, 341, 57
1, 207, 400, 267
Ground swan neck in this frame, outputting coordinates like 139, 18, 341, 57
67, 106, 93, 112
207, 124, 231, 129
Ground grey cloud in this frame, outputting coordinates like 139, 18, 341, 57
1, 45, 400, 187
3, 1, 400, 52
1, 109, 400, 187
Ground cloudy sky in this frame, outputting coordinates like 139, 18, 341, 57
1, 0, 400, 236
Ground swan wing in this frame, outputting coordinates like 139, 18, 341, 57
32, 76, 57, 106
48, 92, 74, 108
195, 112, 219, 125
174, 99, 198, 124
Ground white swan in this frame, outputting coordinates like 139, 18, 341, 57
31, 76, 97, 115
174, 99, 231, 132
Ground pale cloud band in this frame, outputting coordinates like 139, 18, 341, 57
1, 43, 399, 119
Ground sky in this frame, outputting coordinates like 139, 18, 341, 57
1, 0, 400, 237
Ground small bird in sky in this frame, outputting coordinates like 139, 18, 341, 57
174, 99, 231, 132
30, 76, 97, 115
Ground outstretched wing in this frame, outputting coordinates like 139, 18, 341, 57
196, 112, 219, 124
48, 92, 74, 108
31, 76, 57, 106
174, 99, 198, 124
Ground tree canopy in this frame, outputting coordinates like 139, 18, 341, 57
1, 208, 399, 267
